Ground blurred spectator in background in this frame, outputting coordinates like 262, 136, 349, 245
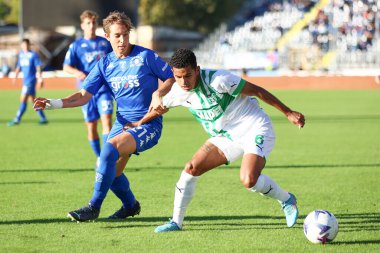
1, 58, 11, 77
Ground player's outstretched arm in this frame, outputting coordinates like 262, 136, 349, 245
124, 107, 169, 130
241, 81, 305, 128
33, 89, 93, 111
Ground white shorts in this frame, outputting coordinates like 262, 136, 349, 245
208, 118, 275, 163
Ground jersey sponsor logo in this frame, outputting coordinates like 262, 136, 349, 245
193, 105, 223, 121
110, 75, 140, 92
85, 51, 106, 63
130, 55, 144, 67
81, 43, 88, 48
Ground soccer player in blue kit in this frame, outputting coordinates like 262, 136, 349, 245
63, 10, 114, 168
8, 38, 48, 126
34, 11, 175, 222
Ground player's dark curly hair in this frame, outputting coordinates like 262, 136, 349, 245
169, 48, 197, 69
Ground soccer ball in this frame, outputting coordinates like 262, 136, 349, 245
303, 210, 339, 244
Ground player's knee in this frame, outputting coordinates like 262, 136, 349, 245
184, 161, 201, 176
240, 174, 259, 189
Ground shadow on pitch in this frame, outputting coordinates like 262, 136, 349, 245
0, 168, 94, 173
0, 181, 54, 185
1, 162, 380, 174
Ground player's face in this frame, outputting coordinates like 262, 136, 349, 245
81, 17, 97, 38
105, 23, 130, 58
172, 66, 200, 91
21, 42, 29, 52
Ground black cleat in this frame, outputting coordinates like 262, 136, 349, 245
108, 201, 141, 219
67, 204, 100, 222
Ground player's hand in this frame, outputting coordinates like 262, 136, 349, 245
33, 97, 49, 111
123, 121, 141, 130
149, 91, 164, 112
286, 111, 305, 128
12, 78, 17, 85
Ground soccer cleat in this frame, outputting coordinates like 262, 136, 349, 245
67, 204, 100, 222
38, 119, 48, 125
154, 219, 181, 233
108, 201, 141, 219
281, 193, 298, 227
7, 120, 19, 126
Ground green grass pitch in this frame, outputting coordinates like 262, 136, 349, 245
0, 89, 379, 252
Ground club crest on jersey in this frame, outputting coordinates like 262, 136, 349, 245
130, 55, 144, 67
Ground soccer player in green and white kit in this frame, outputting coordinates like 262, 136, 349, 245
128, 48, 306, 232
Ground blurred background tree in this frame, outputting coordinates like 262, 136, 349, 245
139, 0, 243, 34
0, 0, 18, 24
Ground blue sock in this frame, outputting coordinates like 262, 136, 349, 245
110, 173, 136, 209
89, 139, 101, 157
102, 133, 109, 146
37, 110, 47, 121
90, 142, 119, 210
15, 102, 27, 122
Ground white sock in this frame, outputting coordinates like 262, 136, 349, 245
250, 174, 290, 202
172, 171, 199, 228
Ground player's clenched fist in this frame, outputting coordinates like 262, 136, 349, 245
33, 97, 49, 111
33, 98, 63, 111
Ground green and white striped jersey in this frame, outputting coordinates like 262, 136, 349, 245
163, 69, 265, 139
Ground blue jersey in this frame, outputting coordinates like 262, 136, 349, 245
64, 36, 112, 93
16, 50, 41, 86
83, 45, 173, 124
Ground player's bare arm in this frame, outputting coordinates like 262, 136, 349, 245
241, 81, 305, 128
124, 107, 169, 130
33, 89, 93, 111
63, 64, 87, 81
36, 66, 43, 88
12, 67, 20, 85
150, 77, 175, 112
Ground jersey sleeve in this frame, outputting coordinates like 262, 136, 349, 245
82, 60, 105, 95
146, 50, 173, 81
63, 43, 76, 67
162, 84, 186, 108
211, 70, 246, 97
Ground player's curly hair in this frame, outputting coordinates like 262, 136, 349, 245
80, 10, 98, 23
169, 48, 197, 69
103, 11, 133, 34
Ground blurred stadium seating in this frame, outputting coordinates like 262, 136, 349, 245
195, 0, 380, 74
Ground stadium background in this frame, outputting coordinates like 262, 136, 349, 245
0, 0, 379, 85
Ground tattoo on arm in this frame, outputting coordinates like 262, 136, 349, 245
201, 144, 213, 153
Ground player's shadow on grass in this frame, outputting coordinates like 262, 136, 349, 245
0, 181, 54, 185
103, 214, 304, 230
1, 162, 380, 174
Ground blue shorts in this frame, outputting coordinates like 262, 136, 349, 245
82, 92, 113, 122
107, 118, 162, 154
21, 85, 36, 96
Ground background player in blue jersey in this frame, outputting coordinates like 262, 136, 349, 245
63, 10, 114, 168
34, 11, 175, 222
7, 38, 48, 126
